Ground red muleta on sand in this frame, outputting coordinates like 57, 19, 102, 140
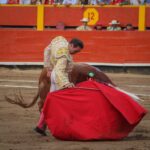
43, 80, 147, 141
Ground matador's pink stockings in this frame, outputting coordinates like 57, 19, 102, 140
37, 112, 46, 130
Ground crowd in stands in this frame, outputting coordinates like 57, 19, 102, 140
54, 18, 136, 31
0, 0, 150, 5
29, 17, 136, 30
75, 18, 135, 31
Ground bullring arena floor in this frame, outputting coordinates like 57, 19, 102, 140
0, 67, 149, 150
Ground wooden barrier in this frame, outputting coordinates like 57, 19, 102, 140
0, 5, 37, 26
0, 30, 150, 65
146, 6, 150, 27
0, 5, 150, 31
44, 6, 139, 27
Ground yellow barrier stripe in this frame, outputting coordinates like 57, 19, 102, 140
37, 5, 44, 31
138, 5, 146, 31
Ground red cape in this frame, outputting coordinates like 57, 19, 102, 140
43, 80, 147, 140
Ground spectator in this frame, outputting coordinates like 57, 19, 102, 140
94, 22, 105, 30
130, 0, 144, 5
63, 0, 79, 4
76, 18, 92, 31
124, 23, 134, 31
98, 0, 111, 4
88, 0, 112, 4
20, 0, 31, 4
110, 0, 124, 4
31, 0, 37, 4
145, 0, 150, 5
39, 0, 56, 4
89, 0, 99, 4
107, 20, 122, 31
56, 22, 65, 30
53, 0, 62, 4
8, 0, 19, 3
89, 0, 112, 4
120, 0, 130, 5
110, 0, 130, 5
0, 0, 8, 4
80, 0, 89, 4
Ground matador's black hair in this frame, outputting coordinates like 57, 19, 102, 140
70, 38, 84, 49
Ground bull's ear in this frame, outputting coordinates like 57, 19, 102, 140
88, 72, 95, 78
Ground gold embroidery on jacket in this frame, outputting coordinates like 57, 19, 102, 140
44, 36, 73, 90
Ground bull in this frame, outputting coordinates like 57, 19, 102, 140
5, 63, 115, 111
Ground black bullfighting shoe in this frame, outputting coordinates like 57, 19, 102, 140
34, 127, 47, 136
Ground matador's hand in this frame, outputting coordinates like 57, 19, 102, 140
63, 83, 75, 89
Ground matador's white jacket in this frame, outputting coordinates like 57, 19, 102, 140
44, 36, 73, 90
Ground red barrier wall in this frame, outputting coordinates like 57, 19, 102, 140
44, 7, 83, 26
0, 6, 149, 27
97, 7, 138, 27
0, 30, 150, 64
44, 7, 139, 27
0, 6, 37, 26
146, 7, 150, 27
